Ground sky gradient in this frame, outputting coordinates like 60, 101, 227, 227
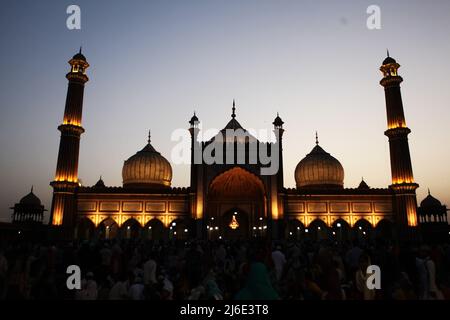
1, 0, 450, 222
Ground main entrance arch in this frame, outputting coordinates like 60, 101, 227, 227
206, 167, 266, 239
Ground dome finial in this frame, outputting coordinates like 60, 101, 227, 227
428, 188, 430, 195
232, 99, 236, 119
31, 185, 34, 193
315, 131, 319, 145
148, 130, 151, 144
387, 48, 390, 57
79, 46, 82, 54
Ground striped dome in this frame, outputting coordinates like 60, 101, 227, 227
122, 137, 172, 188
295, 144, 344, 189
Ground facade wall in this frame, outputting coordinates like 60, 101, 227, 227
75, 191, 191, 228
283, 193, 395, 227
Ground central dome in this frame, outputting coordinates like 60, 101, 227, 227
122, 133, 172, 188
295, 142, 344, 189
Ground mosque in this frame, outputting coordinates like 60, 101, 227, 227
11, 50, 448, 242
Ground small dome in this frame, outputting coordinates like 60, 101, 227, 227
72, 52, 87, 62
122, 134, 172, 188
383, 56, 396, 65
358, 178, 370, 190
420, 191, 442, 208
273, 113, 284, 127
20, 188, 42, 206
295, 143, 344, 189
94, 177, 106, 188
189, 112, 199, 126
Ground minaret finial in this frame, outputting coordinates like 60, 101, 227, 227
232, 99, 236, 119
100, 175, 102, 181
428, 188, 430, 195
315, 131, 319, 145
31, 185, 34, 193
148, 130, 151, 144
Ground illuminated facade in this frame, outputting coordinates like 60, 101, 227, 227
49, 51, 423, 241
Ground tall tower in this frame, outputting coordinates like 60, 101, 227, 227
273, 113, 284, 189
49, 49, 89, 228
380, 53, 419, 228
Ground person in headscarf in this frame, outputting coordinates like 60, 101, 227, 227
235, 262, 279, 300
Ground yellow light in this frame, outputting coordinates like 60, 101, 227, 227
51, 203, 63, 226
55, 174, 78, 183
393, 177, 414, 185
388, 120, 406, 130
63, 118, 81, 126
196, 199, 203, 219
271, 202, 279, 220
229, 215, 239, 230
406, 200, 418, 227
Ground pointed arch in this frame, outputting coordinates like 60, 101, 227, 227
144, 218, 166, 241
286, 219, 306, 240
121, 218, 142, 239
308, 218, 330, 240
98, 217, 119, 239
75, 217, 95, 240
353, 218, 373, 241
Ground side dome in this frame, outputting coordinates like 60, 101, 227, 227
420, 191, 442, 208
20, 187, 42, 206
295, 141, 344, 189
122, 133, 172, 188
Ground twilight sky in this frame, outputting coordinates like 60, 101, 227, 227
1, 0, 449, 223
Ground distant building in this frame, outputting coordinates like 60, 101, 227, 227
11, 187, 45, 225
43, 49, 447, 242
0, 187, 47, 242
418, 190, 449, 243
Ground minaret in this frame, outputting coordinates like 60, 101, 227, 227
49, 49, 89, 228
189, 111, 200, 188
380, 52, 419, 228
189, 111, 204, 238
273, 112, 284, 188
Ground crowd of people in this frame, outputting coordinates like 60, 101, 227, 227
0, 237, 449, 300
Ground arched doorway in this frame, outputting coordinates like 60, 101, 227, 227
353, 219, 373, 242
206, 167, 266, 240
75, 218, 95, 240
375, 219, 395, 242
308, 219, 330, 241
121, 218, 141, 239
169, 218, 189, 240
144, 218, 166, 241
98, 217, 119, 239
286, 219, 306, 240
332, 219, 351, 242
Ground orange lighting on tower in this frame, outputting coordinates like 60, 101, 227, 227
49, 49, 89, 228
380, 52, 419, 230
